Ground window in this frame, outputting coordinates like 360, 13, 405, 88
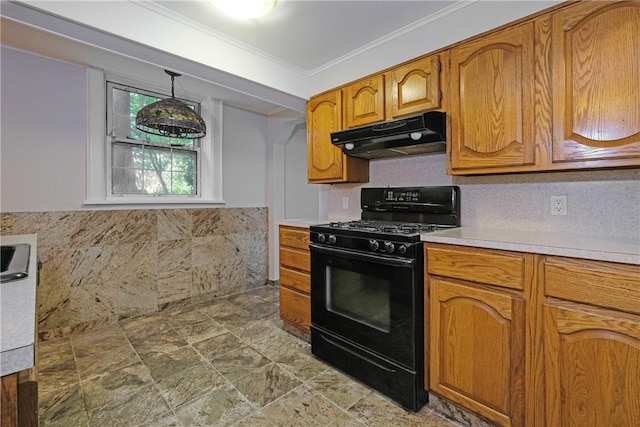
86, 68, 223, 205
108, 82, 199, 197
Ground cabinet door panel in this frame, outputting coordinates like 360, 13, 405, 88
450, 23, 535, 170
307, 91, 344, 181
544, 256, 640, 315
280, 247, 310, 272
427, 244, 525, 290
280, 287, 311, 331
280, 267, 310, 294
552, 2, 640, 163
385, 55, 441, 118
544, 300, 640, 427
279, 226, 310, 251
344, 76, 385, 128
430, 278, 524, 426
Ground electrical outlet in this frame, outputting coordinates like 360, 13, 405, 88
550, 195, 567, 216
342, 197, 349, 210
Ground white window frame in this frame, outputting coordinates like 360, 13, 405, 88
85, 67, 224, 206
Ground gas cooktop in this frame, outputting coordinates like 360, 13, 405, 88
323, 220, 456, 236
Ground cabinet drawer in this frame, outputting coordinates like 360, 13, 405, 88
280, 266, 310, 294
544, 256, 640, 315
279, 226, 310, 251
279, 287, 311, 331
426, 243, 525, 290
280, 247, 310, 272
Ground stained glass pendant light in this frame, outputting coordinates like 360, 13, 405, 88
135, 70, 206, 139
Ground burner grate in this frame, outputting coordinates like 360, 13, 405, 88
325, 220, 445, 235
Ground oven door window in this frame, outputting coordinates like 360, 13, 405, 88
326, 266, 390, 332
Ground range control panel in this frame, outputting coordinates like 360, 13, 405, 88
384, 189, 420, 202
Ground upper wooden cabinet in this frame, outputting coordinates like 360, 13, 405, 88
344, 75, 385, 128
448, 1, 640, 174
306, 90, 369, 183
343, 54, 444, 129
449, 23, 536, 171
551, 1, 640, 165
385, 55, 443, 119
309, 1, 640, 178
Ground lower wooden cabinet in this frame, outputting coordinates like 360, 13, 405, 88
278, 225, 311, 334
426, 243, 640, 427
426, 244, 527, 426
430, 278, 525, 426
543, 300, 640, 427
542, 256, 640, 427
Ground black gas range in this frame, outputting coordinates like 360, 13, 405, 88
311, 186, 460, 256
309, 186, 460, 411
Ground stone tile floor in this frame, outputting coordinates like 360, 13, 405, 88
38, 285, 462, 426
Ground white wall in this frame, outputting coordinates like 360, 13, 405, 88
0, 47, 273, 212
325, 155, 640, 240
221, 105, 269, 207
265, 115, 320, 281
285, 126, 319, 219
1, 47, 87, 212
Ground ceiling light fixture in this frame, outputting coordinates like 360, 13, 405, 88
210, 0, 278, 20
135, 70, 206, 139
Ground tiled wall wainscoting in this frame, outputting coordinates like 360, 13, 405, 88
1, 208, 269, 341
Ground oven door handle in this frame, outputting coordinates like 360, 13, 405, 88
309, 244, 414, 268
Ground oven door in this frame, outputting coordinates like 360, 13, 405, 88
310, 243, 421, 369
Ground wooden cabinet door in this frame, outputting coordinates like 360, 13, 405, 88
552, 2, 640, 164
307, 90, 345, 182
430, 278, 525, 427
544, 299, 640, 427
344, 75, 385, 128
307, 91, 369, 184
385, 55, 441, 118
449, 23, 535, 171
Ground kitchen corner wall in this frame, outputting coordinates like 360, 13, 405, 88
326, 154, 640, 240
0, 208, 268, 341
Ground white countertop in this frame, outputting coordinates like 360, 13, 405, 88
421, 227, 640, 265
1, 233, 38, 375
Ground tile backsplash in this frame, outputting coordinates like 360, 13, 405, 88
1, 207, 268, 341
326, 154, 640, 239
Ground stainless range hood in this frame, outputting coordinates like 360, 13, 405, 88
330, 111, 446, 159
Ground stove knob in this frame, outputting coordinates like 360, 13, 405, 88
398, 244, 407, 255
318, 233, 326, 243
369, 239, 380, 251
384, 241, 395, 253
328, 234, 337, 245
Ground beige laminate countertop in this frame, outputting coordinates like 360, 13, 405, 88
278, 219, 331, 229
421, 227, 640, 265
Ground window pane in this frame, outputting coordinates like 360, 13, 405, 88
171, 151, 197, 195
112, 142, 143, 168
144, 148, 171, 171
109, 83, 198, 148
112, 88, 132, 138
111, 141, 196, 196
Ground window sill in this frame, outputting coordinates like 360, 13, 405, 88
84, 198, 226, 207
